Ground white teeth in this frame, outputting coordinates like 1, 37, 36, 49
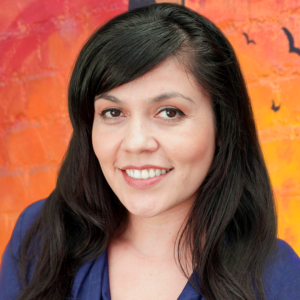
141, 169, 149, 179
133, 170, 141, 179
149, 169, 155, 178
125, 168, 172, 179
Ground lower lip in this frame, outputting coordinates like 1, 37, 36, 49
121, 169, 173, 189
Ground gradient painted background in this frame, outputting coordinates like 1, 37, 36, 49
0, 0, 300, 259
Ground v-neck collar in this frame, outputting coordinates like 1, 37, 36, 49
71, 249, 203, 300
103, 249, 202, 300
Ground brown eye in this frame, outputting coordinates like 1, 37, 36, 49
166, 109, 177, 118
157, 108, 185, 120
100, 108, 124, 120
110, 109, 121, 117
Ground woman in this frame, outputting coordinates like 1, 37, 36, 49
0, 3, 299, 300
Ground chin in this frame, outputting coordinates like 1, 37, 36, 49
124, 198, 166, 218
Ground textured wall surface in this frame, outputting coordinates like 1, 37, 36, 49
0, 0, 300, 259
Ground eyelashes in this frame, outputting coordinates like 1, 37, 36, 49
99, 107, 186, 123
100, 108, 123, 118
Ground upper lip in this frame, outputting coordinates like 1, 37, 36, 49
120, 165, 173, 170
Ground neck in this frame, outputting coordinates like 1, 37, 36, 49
120, 199, 194, 260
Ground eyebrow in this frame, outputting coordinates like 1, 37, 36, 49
94, 92, 195, 105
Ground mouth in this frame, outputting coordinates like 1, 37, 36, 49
120, 168, 174, 189
124, 168, 173, 180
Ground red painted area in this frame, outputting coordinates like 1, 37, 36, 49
1, 0, 300, 260
0, 0, 128, 258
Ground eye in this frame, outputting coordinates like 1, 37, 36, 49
100, 108, 123, 118
157, 108, 185, 120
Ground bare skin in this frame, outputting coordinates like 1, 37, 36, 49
108, 201, 193, 300
92, 56, 216, 299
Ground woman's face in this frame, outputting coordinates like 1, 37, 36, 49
92, 57, 216, 218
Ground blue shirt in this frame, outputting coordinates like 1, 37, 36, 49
1, 199, 300, 300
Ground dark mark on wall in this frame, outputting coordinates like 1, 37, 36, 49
271, 100, 280, 112
129, 0, 156, 11
282, 27, 300, 56
243, 33, 256, 45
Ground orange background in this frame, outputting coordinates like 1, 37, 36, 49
0, 0, 300, 259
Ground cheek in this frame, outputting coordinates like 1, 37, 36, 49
166, 124, 215, 164
91, 126, 120, 170
188, 127, 215, 163
163, 121, 216, 186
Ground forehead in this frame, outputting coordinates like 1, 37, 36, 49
96, 56, 205, 105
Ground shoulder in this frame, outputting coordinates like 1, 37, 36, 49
12, 199, 46, 248
6, 199, 46, 256
0, 199, 46, 300
271, 239, 300, 277
264, 238, 300, 299
274, 239, 300, 268
19, 199, 46, 234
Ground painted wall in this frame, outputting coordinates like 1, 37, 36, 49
0, 0, 299, 260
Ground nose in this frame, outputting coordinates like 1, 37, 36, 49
120, 117, 158, 154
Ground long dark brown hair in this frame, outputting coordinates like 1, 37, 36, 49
16, 3, 277, 300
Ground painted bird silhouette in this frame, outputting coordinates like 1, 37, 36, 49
243, 33, 256, 45
271, 100, 280, 112
282, 27, 300, 56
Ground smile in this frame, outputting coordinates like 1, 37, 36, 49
121, 168, 173, 189
125, 168, 172, 180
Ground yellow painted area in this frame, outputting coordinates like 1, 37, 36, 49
185, 0, 300, 255
0, 0, 299, 259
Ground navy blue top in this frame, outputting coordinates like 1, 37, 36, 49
1, 199, 300, 300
